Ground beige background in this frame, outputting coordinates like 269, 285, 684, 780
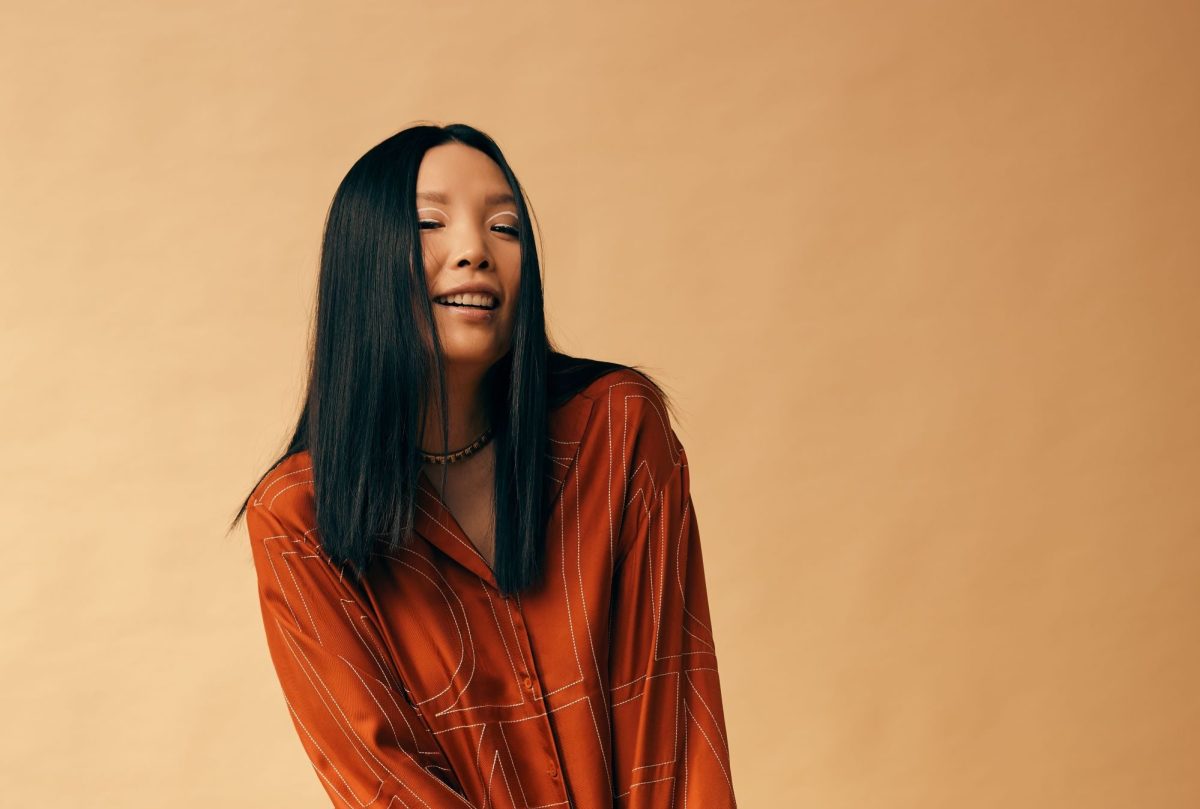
2, 1, 1197, 806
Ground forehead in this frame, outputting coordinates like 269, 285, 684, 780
415, 142, 512, 203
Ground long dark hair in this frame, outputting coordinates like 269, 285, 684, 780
228, 122, 671, 595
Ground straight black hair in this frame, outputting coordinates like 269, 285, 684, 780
228, 122, 671, 595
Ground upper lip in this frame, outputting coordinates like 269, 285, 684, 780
432, 282, 501, 303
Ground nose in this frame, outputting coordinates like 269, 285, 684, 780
450, 223, 491, 270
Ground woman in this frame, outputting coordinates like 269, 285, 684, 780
231, 123, 737, 808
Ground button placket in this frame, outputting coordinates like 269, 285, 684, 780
505, 594, 569, 800
507, 595, 537, 695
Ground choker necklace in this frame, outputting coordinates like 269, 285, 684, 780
419, 426, 494, 465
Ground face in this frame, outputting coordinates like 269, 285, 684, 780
415, 142, 521, 371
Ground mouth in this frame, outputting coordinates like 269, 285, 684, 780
431, 293, 499, 311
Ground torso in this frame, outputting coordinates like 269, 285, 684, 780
247, 368, 738, 809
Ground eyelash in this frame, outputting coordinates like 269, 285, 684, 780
419, 220, 520, 237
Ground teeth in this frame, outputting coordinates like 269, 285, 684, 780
433, 293, 497, 309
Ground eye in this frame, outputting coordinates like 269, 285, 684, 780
492, 223, 520, 237
418, 219, 443, 230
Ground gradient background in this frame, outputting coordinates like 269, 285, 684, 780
2, 1, 1198, 806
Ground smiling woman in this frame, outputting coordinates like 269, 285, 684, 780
229, 122, 738, 808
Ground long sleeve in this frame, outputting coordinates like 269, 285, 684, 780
607, 399, 738, 807
246, 497, 476, 808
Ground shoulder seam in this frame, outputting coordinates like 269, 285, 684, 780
251, 455, 314, 515
581, 367, 656, 401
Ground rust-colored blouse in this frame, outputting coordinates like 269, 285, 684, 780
245, 370, 737, 807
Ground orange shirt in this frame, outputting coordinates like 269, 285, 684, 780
246, 369, 737, 807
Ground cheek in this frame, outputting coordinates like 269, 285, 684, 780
500, 248, 522, 301
420, 237, 444, 272
502, 273, 521, 310
421, 247, 440, 284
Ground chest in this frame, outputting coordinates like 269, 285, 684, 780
441, 485, 495, 569
366, 465, 619, 723
420, 460, 496, 570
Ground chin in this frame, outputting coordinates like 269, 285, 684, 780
441, 346, 503, 368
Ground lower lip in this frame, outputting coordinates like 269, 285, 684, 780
434, 301, 498, 322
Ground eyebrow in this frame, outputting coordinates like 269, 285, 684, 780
416, 190, 516, 206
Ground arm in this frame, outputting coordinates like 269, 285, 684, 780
246, 497, 476, 808
607, 390, 738, 807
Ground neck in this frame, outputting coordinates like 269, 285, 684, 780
421, 364, 492, 453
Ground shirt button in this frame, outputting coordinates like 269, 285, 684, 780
547, 761, 558, 778
522, 674, 534, 691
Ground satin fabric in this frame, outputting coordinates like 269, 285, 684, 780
246, 369, 737, 807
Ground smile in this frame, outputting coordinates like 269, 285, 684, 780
432, 293, 498, 310
432, 298, 498, 322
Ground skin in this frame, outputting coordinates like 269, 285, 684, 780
415, 142, 522, 570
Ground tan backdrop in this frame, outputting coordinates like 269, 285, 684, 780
2, 1, 1197, 806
